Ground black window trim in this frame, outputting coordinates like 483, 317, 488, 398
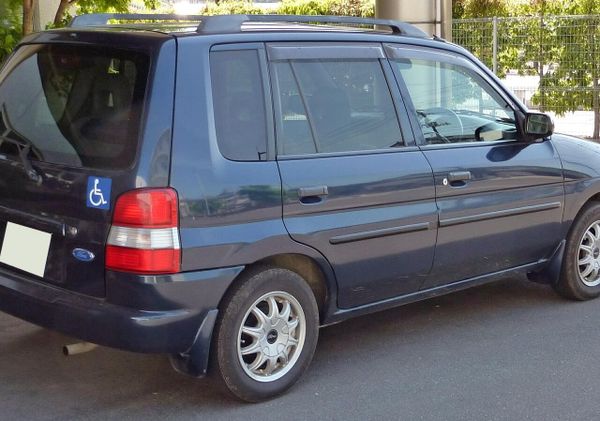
385, 43, 523, 148
277, 145, 421, 161
209, 42, 275, 161
413, 138, 531, 152
267, 42, 415, 159
380, 57, 415, 147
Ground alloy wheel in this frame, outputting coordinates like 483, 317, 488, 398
236, 291, 306, 382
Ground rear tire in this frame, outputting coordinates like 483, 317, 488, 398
555, 203, 600, 300
213, 266, 319, 402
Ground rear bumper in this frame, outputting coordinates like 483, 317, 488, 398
0, 266, 243, 354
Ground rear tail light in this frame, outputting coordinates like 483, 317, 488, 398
106, 188, 181, 274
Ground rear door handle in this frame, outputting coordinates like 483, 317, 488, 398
445, 171, 472, 187
448, 171, 472, 182
298, 185, 328, 204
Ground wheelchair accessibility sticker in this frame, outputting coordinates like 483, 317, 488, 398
86, 176, 111, 210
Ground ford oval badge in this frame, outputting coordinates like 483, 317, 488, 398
72, 248, 95, 262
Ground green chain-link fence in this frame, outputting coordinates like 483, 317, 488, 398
453, 15, 600, 139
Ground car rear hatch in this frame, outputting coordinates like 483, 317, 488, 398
0, 32, 174, 297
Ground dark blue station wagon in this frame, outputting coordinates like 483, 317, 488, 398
1, 14, 600, 402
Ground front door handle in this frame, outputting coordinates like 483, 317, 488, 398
445, 171, 472, 187
298, 185, 328, 204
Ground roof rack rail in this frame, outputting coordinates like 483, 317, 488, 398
198, 14, 428, 37
69, 13, 429, 38
69, 13, 205, 27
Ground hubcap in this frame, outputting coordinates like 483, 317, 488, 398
577, 221, 600, 287
237, 291, 306, 383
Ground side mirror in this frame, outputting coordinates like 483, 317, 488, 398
525, 112, 553, 140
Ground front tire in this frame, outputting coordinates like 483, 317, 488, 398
555, 203, 600, 300
213, 266, 319, 402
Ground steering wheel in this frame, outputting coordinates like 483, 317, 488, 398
418, 107, 464, 143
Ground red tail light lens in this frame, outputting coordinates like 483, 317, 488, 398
106, 188, 181, 274
105, 246, 180, 274
112, 188, 178, 228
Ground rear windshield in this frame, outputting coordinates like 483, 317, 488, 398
0, 44, 149, 169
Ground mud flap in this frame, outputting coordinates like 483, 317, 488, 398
527, 240, 565, 285
169, 309, 219, 378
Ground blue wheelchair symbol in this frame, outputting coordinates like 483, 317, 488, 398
86, 176, 111, 210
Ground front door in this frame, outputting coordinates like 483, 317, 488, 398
388, 45, 564, 288
268, 42, 437, 308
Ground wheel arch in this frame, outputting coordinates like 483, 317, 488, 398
563, 183, 600, 233
530, 190, 600, 285
219, 252, 337, 325
171, 247, 337, 380
580, 192, 600, 209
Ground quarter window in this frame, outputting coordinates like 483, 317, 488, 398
210, 50, 268, 161
394, 58, 517, 144
272, 59, 402, 155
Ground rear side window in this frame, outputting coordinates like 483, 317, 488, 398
271, 59, 402, 156
210, 50, 268, 161
0, 44, 149, 169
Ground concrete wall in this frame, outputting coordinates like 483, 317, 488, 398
36, 0, 61, 30
375, 0, 452, 40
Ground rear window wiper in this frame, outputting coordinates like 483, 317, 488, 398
0, 104, 43, 184
0, 135, 43, 185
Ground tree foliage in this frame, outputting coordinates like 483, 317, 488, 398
0, 0, 22, 62
454, 0, 572, 18
51, 0, 157, 28
498, 0, 600, 137
1, 0, 158, 63
278, 0, 373, 17
531, 0, 600, 137
1, 0, 374, 64
463, 0, 508, 17
203, 0, 374, 17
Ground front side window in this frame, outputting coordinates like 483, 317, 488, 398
393, 58, 517, 145
0, 44, 149, 169
272, 59, 402, 155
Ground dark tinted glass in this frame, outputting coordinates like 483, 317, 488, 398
273, 59, 402, 155
0, 44, 149, 169
210, 50, 268, 161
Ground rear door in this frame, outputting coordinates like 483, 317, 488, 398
387, 45, 564, 288
269, 43, 437, 308
0, 41, 159, 296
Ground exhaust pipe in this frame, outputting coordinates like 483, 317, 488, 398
63, 342, 98, 356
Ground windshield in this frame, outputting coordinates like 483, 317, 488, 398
0, 44, 149, 169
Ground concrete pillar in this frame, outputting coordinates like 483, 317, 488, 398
375, 0, 452, 41
36, 0, 61, 30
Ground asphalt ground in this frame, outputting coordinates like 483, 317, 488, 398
2, 276, 600, 420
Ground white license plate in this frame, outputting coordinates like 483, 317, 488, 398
0, 222, 52, 277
